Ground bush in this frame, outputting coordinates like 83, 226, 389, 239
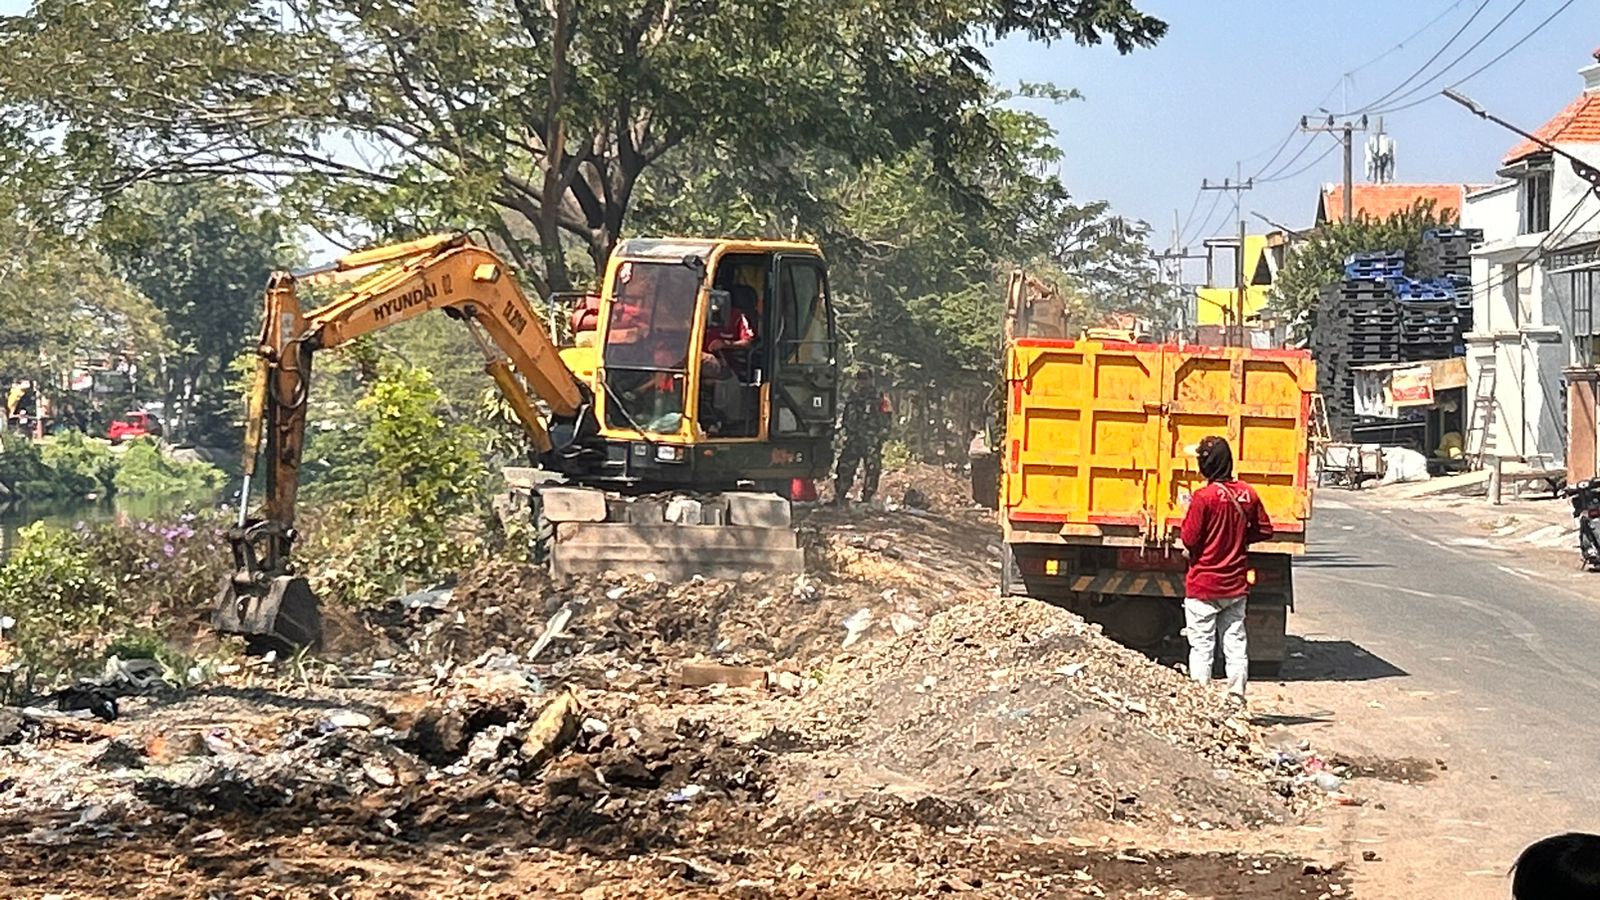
82, 509, 231, 625
40, 430, 117, 493
299, 366, 491, 608
113, 436, 227, 496
0, 510, 231, 678
0, 522, 122, 674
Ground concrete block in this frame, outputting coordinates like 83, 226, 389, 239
626, 500, 665, 525
725, 492, 792, 528
666, 497, 703, 525
539, 486, 609, 523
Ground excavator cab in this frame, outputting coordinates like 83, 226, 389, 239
216, 234, 836, 654
564, 239, 838, 489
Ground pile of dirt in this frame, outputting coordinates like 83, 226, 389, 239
774, 594, 1320, 835
874, 461, 981, 513
350, 504, 1003, 680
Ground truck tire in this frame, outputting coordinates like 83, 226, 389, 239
1249, 659, 1283, 679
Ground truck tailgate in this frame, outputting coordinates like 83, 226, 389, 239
1003, 339, 1314, 548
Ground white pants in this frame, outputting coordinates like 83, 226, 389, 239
1184, 596, 1248, 697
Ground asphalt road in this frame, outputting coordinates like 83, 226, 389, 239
1281, 492, 1600, 886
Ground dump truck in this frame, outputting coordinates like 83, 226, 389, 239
999, 273, 1315, 675
216, 234, 839, 652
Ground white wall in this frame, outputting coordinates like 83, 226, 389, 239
1464, 182, 1518, 334
1551, 142, 1600, 235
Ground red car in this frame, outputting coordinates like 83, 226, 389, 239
108, 410, 163, 443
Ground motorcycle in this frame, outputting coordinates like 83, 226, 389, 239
1561, 479, 1600, 570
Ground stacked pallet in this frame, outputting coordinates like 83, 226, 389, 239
1313, 280, 1394, 434
1419, 228, 1482, 278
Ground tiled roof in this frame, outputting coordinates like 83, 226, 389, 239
1504, 95, 1600, 165
1318, 183, 1470, 224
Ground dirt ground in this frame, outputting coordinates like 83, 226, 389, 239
0, 464, 1367, 899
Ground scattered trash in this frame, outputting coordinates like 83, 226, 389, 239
398, 584, 454, 612
526, 603, 577, 661
888, 612, 919, 636
1313, 772, 1345, 793
54, 685, 118, 723
664, 784, 704, 804
319, 710, 374, 732
841, 609, 873, 648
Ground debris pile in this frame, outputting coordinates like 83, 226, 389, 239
0, 473, 1351, 897
781, 594, 1326, 833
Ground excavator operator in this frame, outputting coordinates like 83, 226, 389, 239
702, 284, 758, 379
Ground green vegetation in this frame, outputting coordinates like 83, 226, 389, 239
0, 511, 229, 678
39, 430, 117, 494
299, 365, 493, 608
0, 521, 119, 674
112, 437, 227, 496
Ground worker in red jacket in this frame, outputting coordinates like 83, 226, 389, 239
1179, 436, 1274, 702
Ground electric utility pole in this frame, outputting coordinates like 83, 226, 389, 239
1153, 209, 1206, 341
1200, 166, 1254, 346
1301, 114, 1369, 222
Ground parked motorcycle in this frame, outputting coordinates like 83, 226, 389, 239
1562, 480, 1600, 570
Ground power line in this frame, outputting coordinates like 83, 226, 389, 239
1333, 0, 1497, 116
1246, 127, 1304, 181
1369, 0, 1583, 115
1258, 140, 1341, 184
1184, 189, 1226, 246
1345, 0, 1471, 78
1175, 188, 1204, 246
1360, 0, 1535, 114
1254, 133, 1322, 182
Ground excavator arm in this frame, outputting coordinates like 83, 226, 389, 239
218, 234, 587, 651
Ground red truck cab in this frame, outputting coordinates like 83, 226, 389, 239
108, 410, 163, 443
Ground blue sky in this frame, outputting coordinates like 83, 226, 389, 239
988, 0, 1596, 253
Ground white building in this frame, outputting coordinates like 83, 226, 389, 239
1464, 49, 1600, 468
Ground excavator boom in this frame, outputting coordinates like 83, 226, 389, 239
217, 235, 589, 651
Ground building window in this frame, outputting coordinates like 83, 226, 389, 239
1522, 170, 1552, 234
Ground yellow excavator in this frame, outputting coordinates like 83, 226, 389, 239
216, 233, 839, 651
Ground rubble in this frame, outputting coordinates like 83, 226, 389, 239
0, 469, 1351, 898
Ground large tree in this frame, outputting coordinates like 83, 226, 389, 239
0, 199, 168, 412
0, 0, 1164, 294
95, 180, 293, 444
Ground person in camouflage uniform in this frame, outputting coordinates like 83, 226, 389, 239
833, 369, 893, 504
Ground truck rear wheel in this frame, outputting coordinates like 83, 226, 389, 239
1084, 595, 1180, 653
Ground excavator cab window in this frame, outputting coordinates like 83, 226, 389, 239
602, 260, 700, 434
700, 257, 766, 439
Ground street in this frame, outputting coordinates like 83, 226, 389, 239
1266, 491, 1600, 897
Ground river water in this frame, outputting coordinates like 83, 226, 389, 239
0, 492, 227, 560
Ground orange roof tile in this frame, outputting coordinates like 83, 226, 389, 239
1504, 94, 1600, 165
1318, 183, 1469, 224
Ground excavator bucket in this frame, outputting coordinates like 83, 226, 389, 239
214, 574, 322, 655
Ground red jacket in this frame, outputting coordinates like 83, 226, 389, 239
1179, 480, 1274, 600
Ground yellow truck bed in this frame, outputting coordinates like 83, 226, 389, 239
1002, 338, 1315, 553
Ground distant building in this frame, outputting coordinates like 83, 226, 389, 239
1316, 183, 1477, 225
1463, 48, 1600, 471
1194, 232, 1286, 328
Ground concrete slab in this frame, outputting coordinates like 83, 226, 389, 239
539, 486, 609, 523
725, 492, 792, 528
